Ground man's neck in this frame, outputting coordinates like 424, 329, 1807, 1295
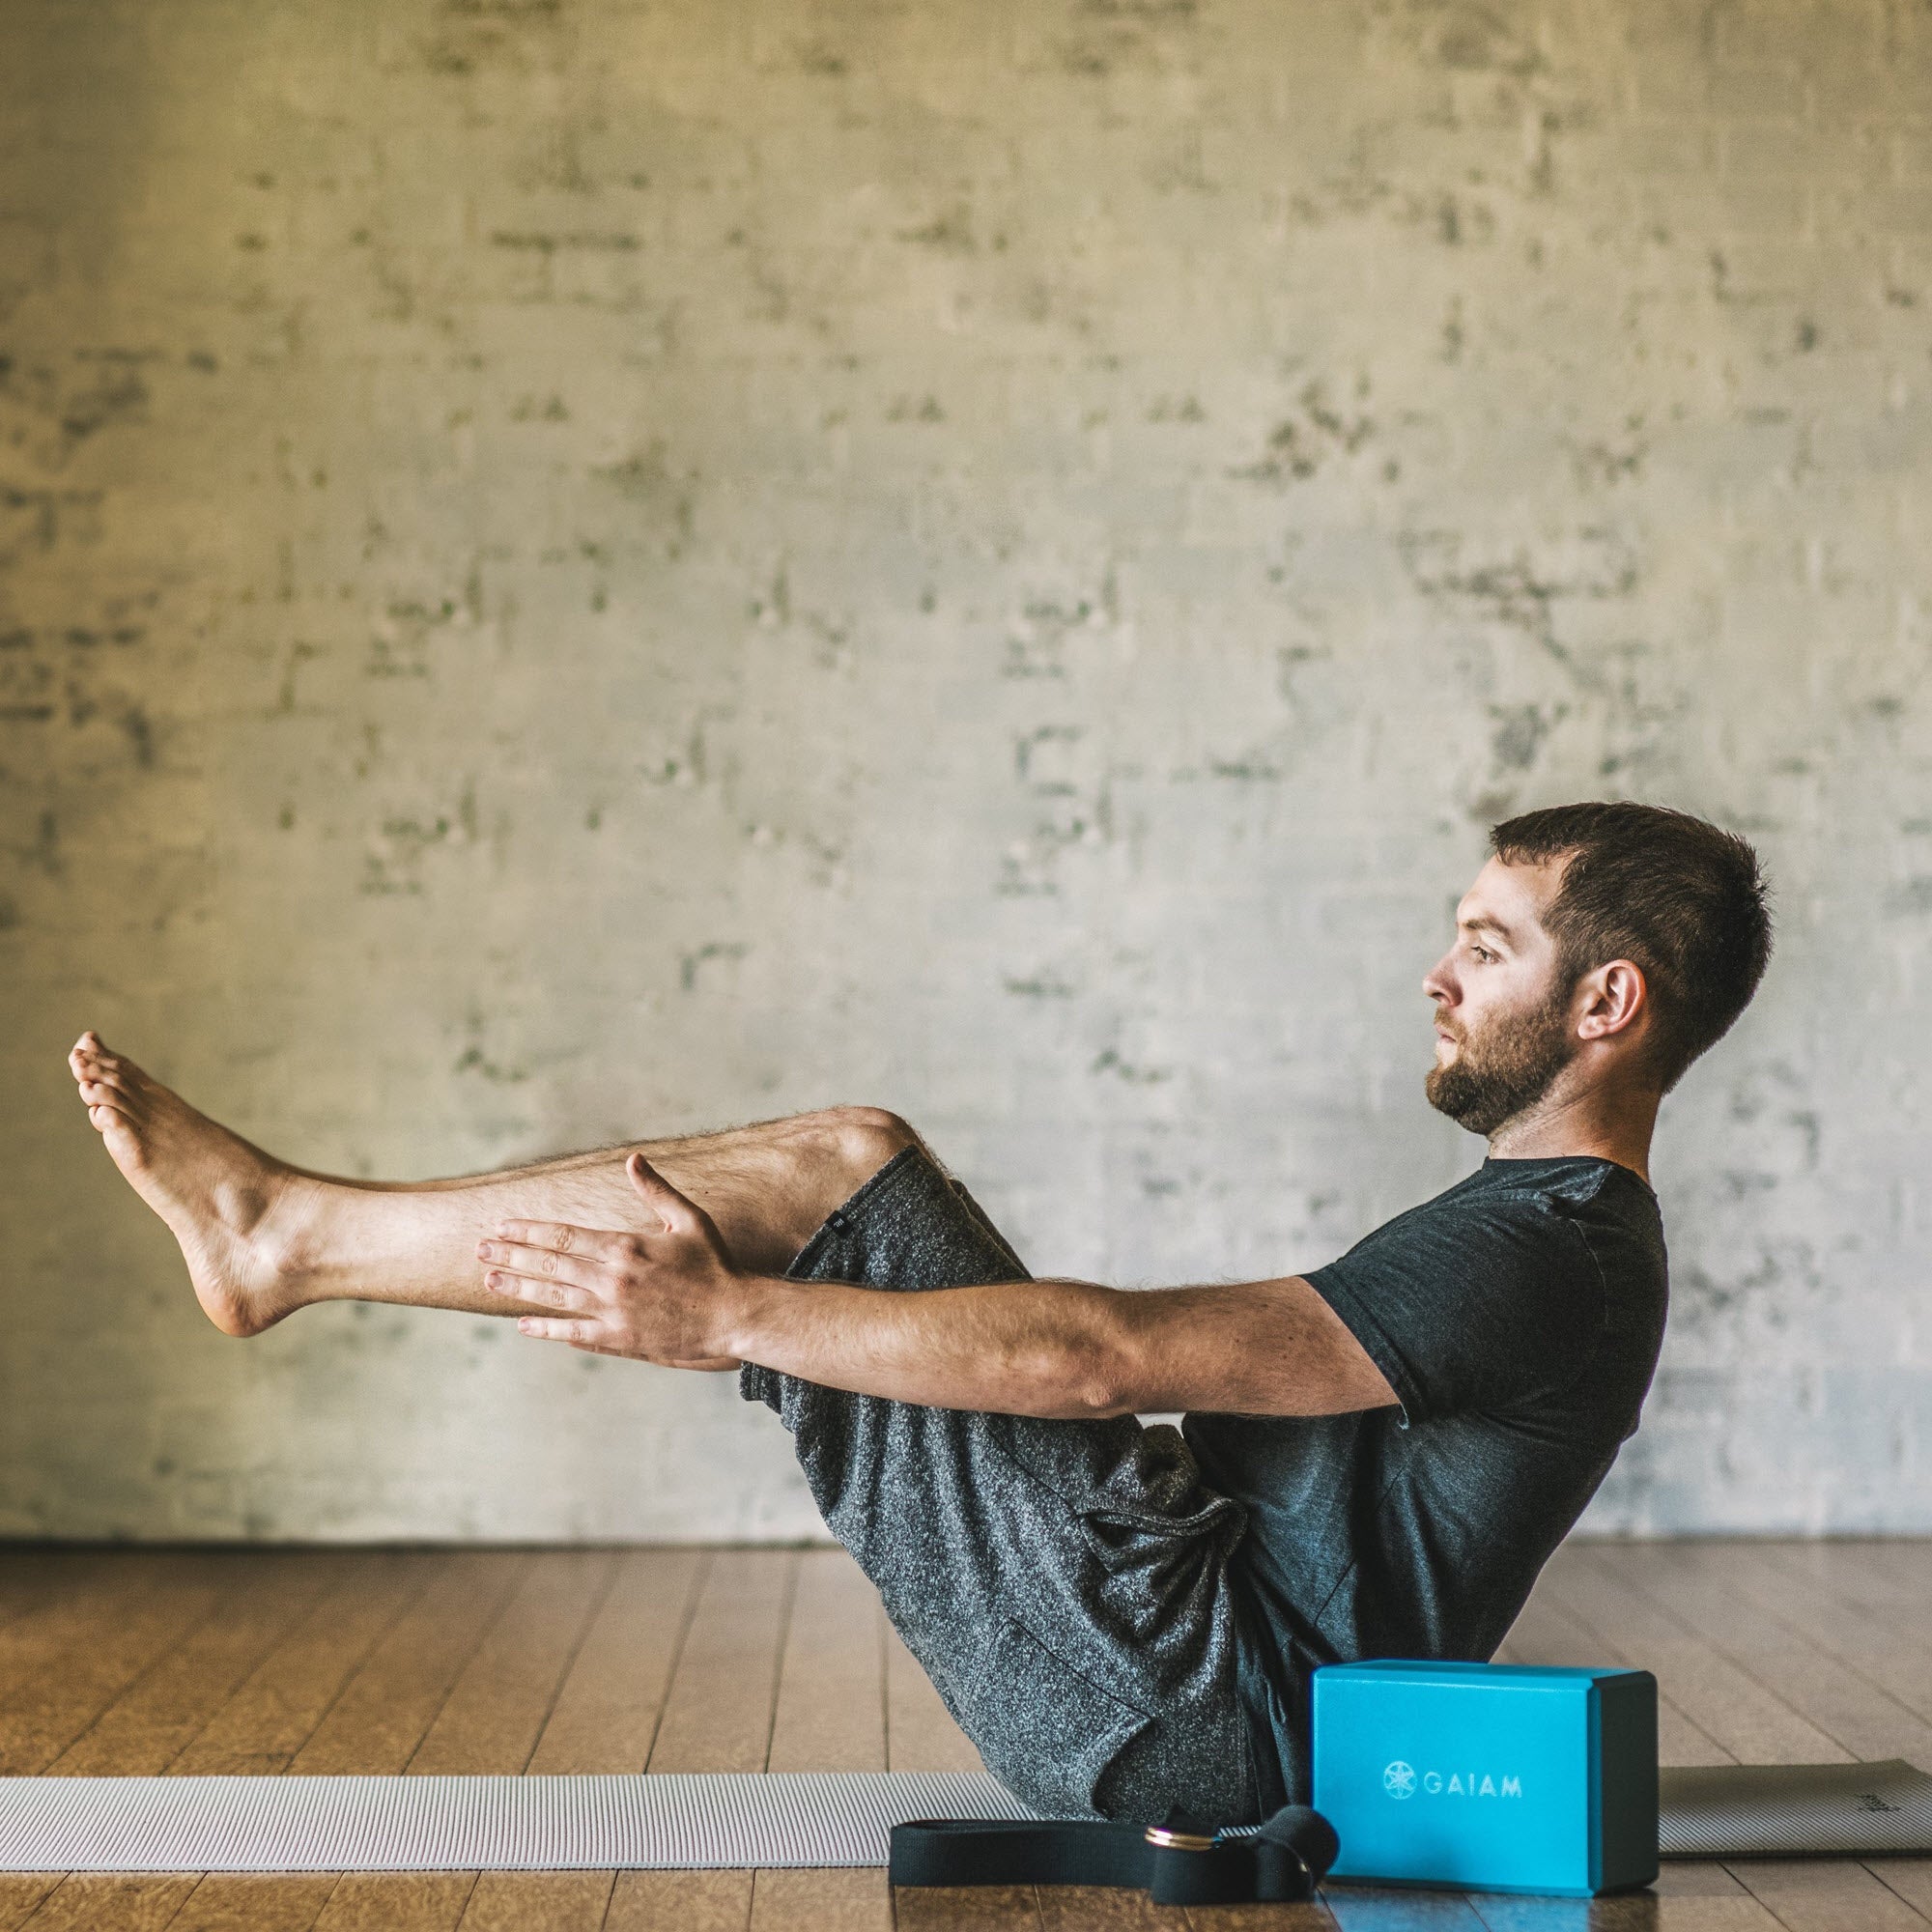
1485, 1084, 1660, 1186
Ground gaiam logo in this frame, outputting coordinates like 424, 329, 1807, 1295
1381, 1760, 1522, 1800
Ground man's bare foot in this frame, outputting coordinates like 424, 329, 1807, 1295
68, 1032, 321, 1336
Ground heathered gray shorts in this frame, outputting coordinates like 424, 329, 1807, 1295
740, 1143, 1268, 1826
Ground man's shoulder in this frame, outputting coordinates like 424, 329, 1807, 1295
1413, 1155, 1659, 1235
1304, 1156, 1662, 1429
1329, 1157, 1663, 1309
1356, 1155, 1651, 1241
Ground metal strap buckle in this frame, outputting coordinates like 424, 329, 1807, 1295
1142, 1825, 1217, 1854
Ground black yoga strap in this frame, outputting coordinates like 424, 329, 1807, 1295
889, 1804, 1340, 1907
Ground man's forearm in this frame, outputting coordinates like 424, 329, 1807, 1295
724, 1275, 1137, 1418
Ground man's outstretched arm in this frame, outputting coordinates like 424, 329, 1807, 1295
725, 1271, 1398, 1419
485, 1153, 1399, 1419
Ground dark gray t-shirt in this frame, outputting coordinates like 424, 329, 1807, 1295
1182, 1155, 1667, 1795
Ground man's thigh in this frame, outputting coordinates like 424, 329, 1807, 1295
739, 1145, 1262, 1825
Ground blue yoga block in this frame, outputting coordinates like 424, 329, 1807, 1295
1312, 1661, 1659, 1896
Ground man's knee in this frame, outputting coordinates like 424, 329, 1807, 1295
818, 1105, 920, 1191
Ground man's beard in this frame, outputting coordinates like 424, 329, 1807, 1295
1425, 984, 1577, 1138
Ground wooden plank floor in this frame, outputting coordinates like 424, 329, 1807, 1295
0, 1542, 1927, 1930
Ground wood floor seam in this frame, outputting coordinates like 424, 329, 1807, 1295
517, 1554, 624, 1777
397, 1556, 537, 1778
638, 1548, 713, 1776
758, 1552, 802, 1776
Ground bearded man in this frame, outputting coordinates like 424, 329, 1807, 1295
68, 801, 1772, 1826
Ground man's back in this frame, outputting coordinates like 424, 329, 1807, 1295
1185, 1155, 1668, 1791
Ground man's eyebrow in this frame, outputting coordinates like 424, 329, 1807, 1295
1458, 914, 1517, 942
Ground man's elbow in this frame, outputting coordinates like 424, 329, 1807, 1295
1054, 1353, 1133, 1419
1045, 1298, 1143, 1419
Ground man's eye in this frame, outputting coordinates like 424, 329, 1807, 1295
1471, 946, 1495, 963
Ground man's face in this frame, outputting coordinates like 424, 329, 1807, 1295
1421, 855, 1579, 1138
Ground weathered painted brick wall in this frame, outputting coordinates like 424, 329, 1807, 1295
2, 0, 1926, 1540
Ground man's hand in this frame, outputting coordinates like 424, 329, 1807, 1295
477, 1153, 748, 1369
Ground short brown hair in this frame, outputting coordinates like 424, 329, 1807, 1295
1490, 801, 1774, 1093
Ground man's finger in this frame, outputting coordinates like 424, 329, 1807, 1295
484, 1269, 597, 1313
516, 1316, 602, 1345
490, 1218, 634, 1261
475, 1238, 611, 1294
625, 1153, 701, 1236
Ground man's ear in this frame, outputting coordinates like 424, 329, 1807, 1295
1576, 958, 1648, 1042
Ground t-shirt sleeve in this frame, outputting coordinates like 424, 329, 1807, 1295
1303, 1198, 1605, 1424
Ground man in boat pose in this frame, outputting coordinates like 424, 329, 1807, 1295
68, 801, 1770, 1823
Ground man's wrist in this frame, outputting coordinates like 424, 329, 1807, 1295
719, 1269, 788, 1364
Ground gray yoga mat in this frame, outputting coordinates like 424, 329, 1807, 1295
0, 1770, 1032, 1873
1659, 1759, 1932, 1859
1, 1762, 1927, 1873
